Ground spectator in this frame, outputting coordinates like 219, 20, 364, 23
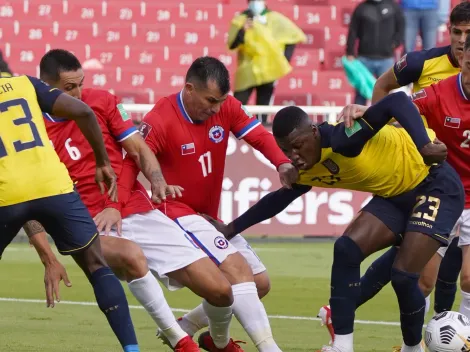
401, 0, 440, 52
438, 0, 451, 26
0, 50, 12, 78
346, 0, 405, 105
228, 0, 306, 125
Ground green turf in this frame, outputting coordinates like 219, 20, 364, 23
0, 243, 458, 351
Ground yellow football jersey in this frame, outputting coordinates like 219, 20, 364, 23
0, 75, 73, 206
297, 123, 436, 198
393, 45, 460, 93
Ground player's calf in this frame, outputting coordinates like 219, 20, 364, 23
434, 236, 461, 314
391, 232, 441, 351
72, 239, 140, 352
459, 245, 470, 319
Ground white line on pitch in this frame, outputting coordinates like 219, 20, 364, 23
0, 297, 400, 327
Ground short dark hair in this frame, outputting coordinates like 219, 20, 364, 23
450, 1, 470, 26
40, 49, 82, 82
272, 106, 310, 138
185, 56, 230, 95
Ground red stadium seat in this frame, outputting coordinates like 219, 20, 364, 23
272, 93, 313, 106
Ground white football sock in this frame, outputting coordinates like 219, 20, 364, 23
232, 282, 281, 352
202, 299, 232, 349
424, 295, 431, 316
459, 290, 470, 319
400, 342, 424, 352
332, 333, 353, 352
180, 303, 209, 337
128, 271, 187, 347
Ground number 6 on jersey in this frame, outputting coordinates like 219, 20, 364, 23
198, 151, 212, 177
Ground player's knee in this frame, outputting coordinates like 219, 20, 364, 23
219, 252, 254, 284
460, 272, 470, 293
206, 280, 234, 307
254, 272, 271, 299
418, 275, 435, 297
119, 247, 149, 282
391, 267, 419, 294
333, 236, 364, 267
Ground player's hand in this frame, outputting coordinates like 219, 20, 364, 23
150, 178, 184, 204
44, 260, 71, 308
338, 104, 368, 128
199, 214, 236, 240
94, 208, 122, 236
278, 163, 298, 189
95, 164, 118, 202
419, 139, 448, 165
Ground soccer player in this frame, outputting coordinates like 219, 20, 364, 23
26, 49, 258, 352
202, 92, 464, 352
0, 74, 141, 351
102, 56, 297, 352
349, 0, 470, 325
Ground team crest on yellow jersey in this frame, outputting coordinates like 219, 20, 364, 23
322, 158, 340, 174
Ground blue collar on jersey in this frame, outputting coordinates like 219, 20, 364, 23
457, 73, 469, 101
177, 90, 194, 124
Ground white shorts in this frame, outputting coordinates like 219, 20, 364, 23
230, 234, 267, 275
175, 215, 238, 265
102, 210, 207, 290
437, 208, 470, 256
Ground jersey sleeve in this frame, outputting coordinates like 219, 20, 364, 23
229, 98, 263, 139
104, 93, 139, 142
139, 110, 166, 155
228, 98, 291, 168
411, 85, 438, 123
27, 76, 63, 114
393, 52, 425, 86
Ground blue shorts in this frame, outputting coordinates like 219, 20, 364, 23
0, 191, 98, 257
363, 161, 465, 246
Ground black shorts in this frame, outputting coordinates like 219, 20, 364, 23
363, 161, 465, 246
0, 191, 98, 257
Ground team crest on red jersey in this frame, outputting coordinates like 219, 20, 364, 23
396, 55, 408, 72
139, 122, 152, 140
209, 125, 225, 143
412, 89, 427, 101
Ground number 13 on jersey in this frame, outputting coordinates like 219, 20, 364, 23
0, 98, 44, 158
198, 151, 212, 177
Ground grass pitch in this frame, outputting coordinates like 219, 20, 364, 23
0, 242, 453, 351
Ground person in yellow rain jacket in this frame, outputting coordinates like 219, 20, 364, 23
228, 0, 306, 125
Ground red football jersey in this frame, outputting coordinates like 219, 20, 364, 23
138, 92, 290, 219
412, 73, 470, 207
45, 88, 155, 217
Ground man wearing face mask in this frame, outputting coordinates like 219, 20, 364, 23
227, 0, 306, 125
346, 0, 405, 105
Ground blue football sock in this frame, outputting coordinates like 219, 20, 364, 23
90, 267, 139, 352
330, 236, 365, 335
435, 237, 461, 313
391, 267, 424, 346
356, 246, 397, 308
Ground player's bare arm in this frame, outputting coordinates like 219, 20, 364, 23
23, 221, 72, 308
120, 133, 183, 203
51, 93, 118, 201
339, 92, 447, 164
371, 68, 401, 103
